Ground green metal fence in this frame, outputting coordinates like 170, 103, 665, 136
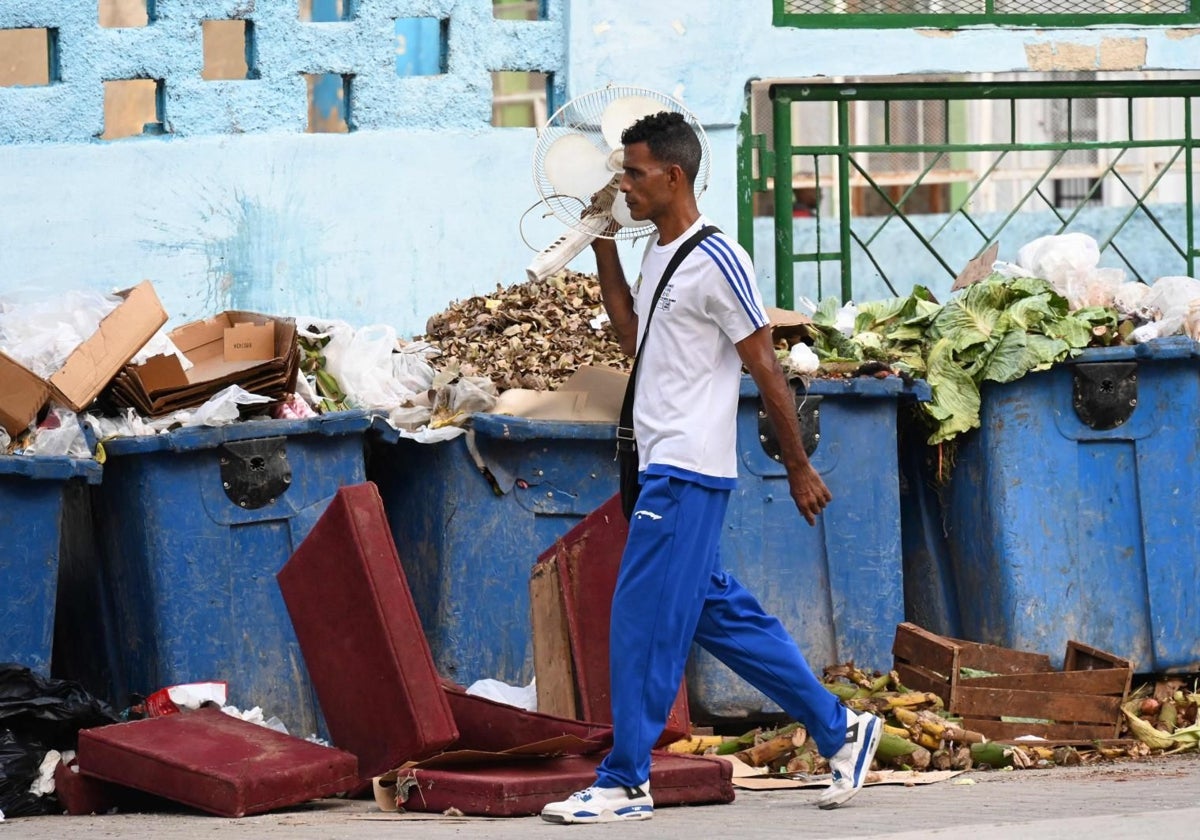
739, 77, 1200, 307
775, 1, 1200, 29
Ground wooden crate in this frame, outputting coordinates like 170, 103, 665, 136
892, 622, 1132, 741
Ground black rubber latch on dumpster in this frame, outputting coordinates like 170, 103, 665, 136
1072, 362, 1138, 430
218, 437, 292, 510
758, 393, 821, 461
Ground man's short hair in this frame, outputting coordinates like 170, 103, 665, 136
622, 111, 701, 186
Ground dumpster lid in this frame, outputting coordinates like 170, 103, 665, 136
100, 410, 371, 457
1067, 335, 1200, 364
0, 454, 102, 483
739, 373, 931, 401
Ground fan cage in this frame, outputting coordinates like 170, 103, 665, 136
532, 85, 712, 240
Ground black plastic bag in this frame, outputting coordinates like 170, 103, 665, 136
0, 729, 52, 818
0, 663, 118, 747
0, 663, 119, 817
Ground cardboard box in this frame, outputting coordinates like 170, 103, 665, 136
766, 306, 813, 348
489, 365, 628, 423
109, 310, 299, 417
0, 281, 167, 437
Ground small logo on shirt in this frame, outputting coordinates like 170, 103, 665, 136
656, 283, 676, 313
633, 510, 663, 521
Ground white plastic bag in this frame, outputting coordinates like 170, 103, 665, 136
1129, 275, 1200, 343
466, 678, 538, 712
1112, 281, 1151, 318
181, 385, 272, 427
0, 289, 121, 378
834, 301, 858, 336
786, 342, 820, 375
23, 407, 91, 458
1015, 233, 1125, 310
82, 407, 160, 440
316, 323, 428, 410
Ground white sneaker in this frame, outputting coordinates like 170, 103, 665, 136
817, 708, 882, 809
541, 782, 654, 824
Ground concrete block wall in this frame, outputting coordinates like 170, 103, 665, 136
0, 0, 564, 142
0, 1, 572, 333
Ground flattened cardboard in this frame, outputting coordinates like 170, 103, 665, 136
110, 310, 299, 417
953, 242, 1000, 291
0, 354, 51, 437
488, 364, 628, 423
223, 321, 274, 362
0, 280, 167, 436
76, 707, 359, 818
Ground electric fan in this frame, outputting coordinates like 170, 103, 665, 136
525, 85, 711, 282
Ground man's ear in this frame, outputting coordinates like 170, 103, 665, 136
667, 163, 686, 191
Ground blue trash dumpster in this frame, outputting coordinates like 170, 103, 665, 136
367, 415, 617, 688
941, 336, 1200, 673
88, 411, 370, 735
0, 455, 102, 674
897, 434, 963, 641
686, 374, 929, 721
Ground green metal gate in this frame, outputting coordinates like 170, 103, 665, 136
739, 77, 1200, 307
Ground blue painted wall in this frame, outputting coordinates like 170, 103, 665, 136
2, 1, 1199, 334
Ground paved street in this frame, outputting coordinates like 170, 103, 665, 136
6, 754, 1197, 839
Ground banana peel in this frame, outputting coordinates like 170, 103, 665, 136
666, 735, 725, 755
1122, 699, 1200, 753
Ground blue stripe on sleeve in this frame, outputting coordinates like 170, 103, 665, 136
698, 238, 768, 329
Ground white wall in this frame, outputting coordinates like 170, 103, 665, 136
3, 1, 1199, 335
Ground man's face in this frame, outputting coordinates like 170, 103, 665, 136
619, 141, 672, 222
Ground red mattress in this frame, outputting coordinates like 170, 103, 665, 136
442, 685, 612, 753
397, 751, 734, 817
75, 707, 359, 817
276, 482, 458, 779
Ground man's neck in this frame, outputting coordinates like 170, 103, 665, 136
654, 205, 702, 246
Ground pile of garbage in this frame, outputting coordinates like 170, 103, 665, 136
420, 269, 628, 392
672, 664, 1199, 779
8, 232, 1200, 458
788, 233, 1200, 447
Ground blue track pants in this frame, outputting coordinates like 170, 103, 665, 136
594, 474, 846, 789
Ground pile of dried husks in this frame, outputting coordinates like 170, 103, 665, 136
421, 270, 629, 392
670, 665, 1199, 776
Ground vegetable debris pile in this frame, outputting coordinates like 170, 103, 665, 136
421, 270, 628, 392
799, 277, 1120, 446
669, 665, 1199, 776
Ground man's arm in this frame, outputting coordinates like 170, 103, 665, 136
592, 238, 638, 357
735, 326, 832, 526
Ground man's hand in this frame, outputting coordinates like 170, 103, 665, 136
788, 461, 832, 526
736, 326, 833, 527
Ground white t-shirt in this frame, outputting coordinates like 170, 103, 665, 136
631, 216, 769, 487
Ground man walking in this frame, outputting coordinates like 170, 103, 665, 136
540, 111, 882, 825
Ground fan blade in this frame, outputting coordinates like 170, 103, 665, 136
610, 191, 638, 228
600, 95, 668, 150
543, 134, 613, 199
